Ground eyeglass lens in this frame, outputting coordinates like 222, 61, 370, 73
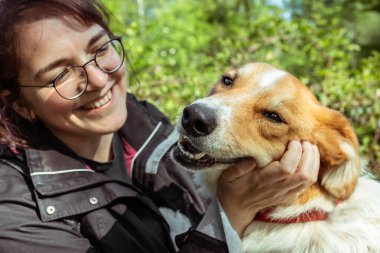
55, 38, 124, 99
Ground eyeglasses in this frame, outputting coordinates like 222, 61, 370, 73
19, 36, 125, 100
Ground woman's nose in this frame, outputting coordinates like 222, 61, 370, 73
85, 64, 108, 91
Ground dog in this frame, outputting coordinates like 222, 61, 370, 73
172, 62, 380, 253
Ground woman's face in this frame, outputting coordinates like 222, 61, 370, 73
15, 18, 127, 148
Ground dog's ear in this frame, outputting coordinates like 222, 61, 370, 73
313, 108, 360, 200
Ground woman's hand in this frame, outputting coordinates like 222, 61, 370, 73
217, 140, 320, 237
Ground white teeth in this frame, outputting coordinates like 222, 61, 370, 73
193, 152, 206, 160
178, 139, 206, 160
178, 142, 190, 156
82, 90, 112, 109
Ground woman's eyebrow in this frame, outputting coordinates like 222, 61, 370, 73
87, 30, 108, 48
35, 58, 68, 80
34, 30, 108, 80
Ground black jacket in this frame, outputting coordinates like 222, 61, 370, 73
0, 93, 228, 253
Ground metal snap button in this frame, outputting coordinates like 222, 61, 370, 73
89, 197, 98, 205
46, 206, 56, 215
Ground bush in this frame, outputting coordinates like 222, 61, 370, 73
103, 0, 380, 173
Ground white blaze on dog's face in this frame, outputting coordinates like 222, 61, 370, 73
174, 62, 361, 200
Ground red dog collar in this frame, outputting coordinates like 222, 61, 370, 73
254, 209, 328, 223
254, 200, 341, 224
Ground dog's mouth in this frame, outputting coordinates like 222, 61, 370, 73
173, 135, 244, 169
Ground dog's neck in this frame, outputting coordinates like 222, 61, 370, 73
198, 169, 345, 224
253, 186, 342, 224
254, 208, 329, 223
253, 198, 342, 223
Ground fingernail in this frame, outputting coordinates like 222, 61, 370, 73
301, 140, 312, 147
290, 140, 301, 148
290, 140, 300, 145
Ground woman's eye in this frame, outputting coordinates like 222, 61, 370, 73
46, 68, 69, 85
262, 111, 284, 123
52, 68, 71, 85
221, 75, 234, 86
96, 44, 110, 55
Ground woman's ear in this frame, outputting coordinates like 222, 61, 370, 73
314, 108, 361, 200
0, 90, 36, 121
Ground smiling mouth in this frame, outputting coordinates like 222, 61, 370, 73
173, 135, 244, 169
81, 90, 112, 110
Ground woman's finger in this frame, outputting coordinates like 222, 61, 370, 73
296, 141, 319, 185
256, 140, 303, 184
311, 144, 320, 181
279, 140, 303, 174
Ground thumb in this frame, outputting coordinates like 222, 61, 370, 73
220, 158, 257, 183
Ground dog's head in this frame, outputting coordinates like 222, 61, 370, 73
173, 62, 360, 200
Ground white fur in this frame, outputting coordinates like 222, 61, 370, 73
194, 166, 380, 252
241, 177, 380, 253
187, 130, 380, 253
239, 63, 258, 77
174, 63, 380, 252
192, 138, 380, 253
321, 142, 360, 198
259, 70, 287, 88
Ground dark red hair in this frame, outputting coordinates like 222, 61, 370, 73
0, 0, 112, 146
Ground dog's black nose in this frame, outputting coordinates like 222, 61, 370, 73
181, 103, 217, 137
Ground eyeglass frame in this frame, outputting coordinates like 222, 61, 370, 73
19, 35, 125, 100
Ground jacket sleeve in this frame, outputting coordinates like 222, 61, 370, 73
148, 152, 241, 252
175, 197, 241, 253
0, 165, 92, 253
123, 95, 241, 252
176, 227, 229, 253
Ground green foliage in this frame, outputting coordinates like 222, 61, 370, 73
320, 51, 380, 174
103, 0, 380, 172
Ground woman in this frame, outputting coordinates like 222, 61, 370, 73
0, 1, 319, 252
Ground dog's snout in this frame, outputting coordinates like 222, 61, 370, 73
181, 104, 217, 137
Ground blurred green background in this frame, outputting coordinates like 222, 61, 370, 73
102, 0, 380, 174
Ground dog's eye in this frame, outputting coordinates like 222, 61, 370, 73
262, 111, 284, 123
221, 75, 234, 86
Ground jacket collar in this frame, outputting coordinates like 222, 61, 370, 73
22, 93, 175, 196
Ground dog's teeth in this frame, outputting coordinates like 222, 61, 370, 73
178, 141, 206, 160
194, 152, 206, 160
178, 143, 193, 158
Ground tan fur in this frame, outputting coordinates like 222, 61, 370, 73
175, 62, 380, 252
210, 63, 360, 201
295, 185, 326, 205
